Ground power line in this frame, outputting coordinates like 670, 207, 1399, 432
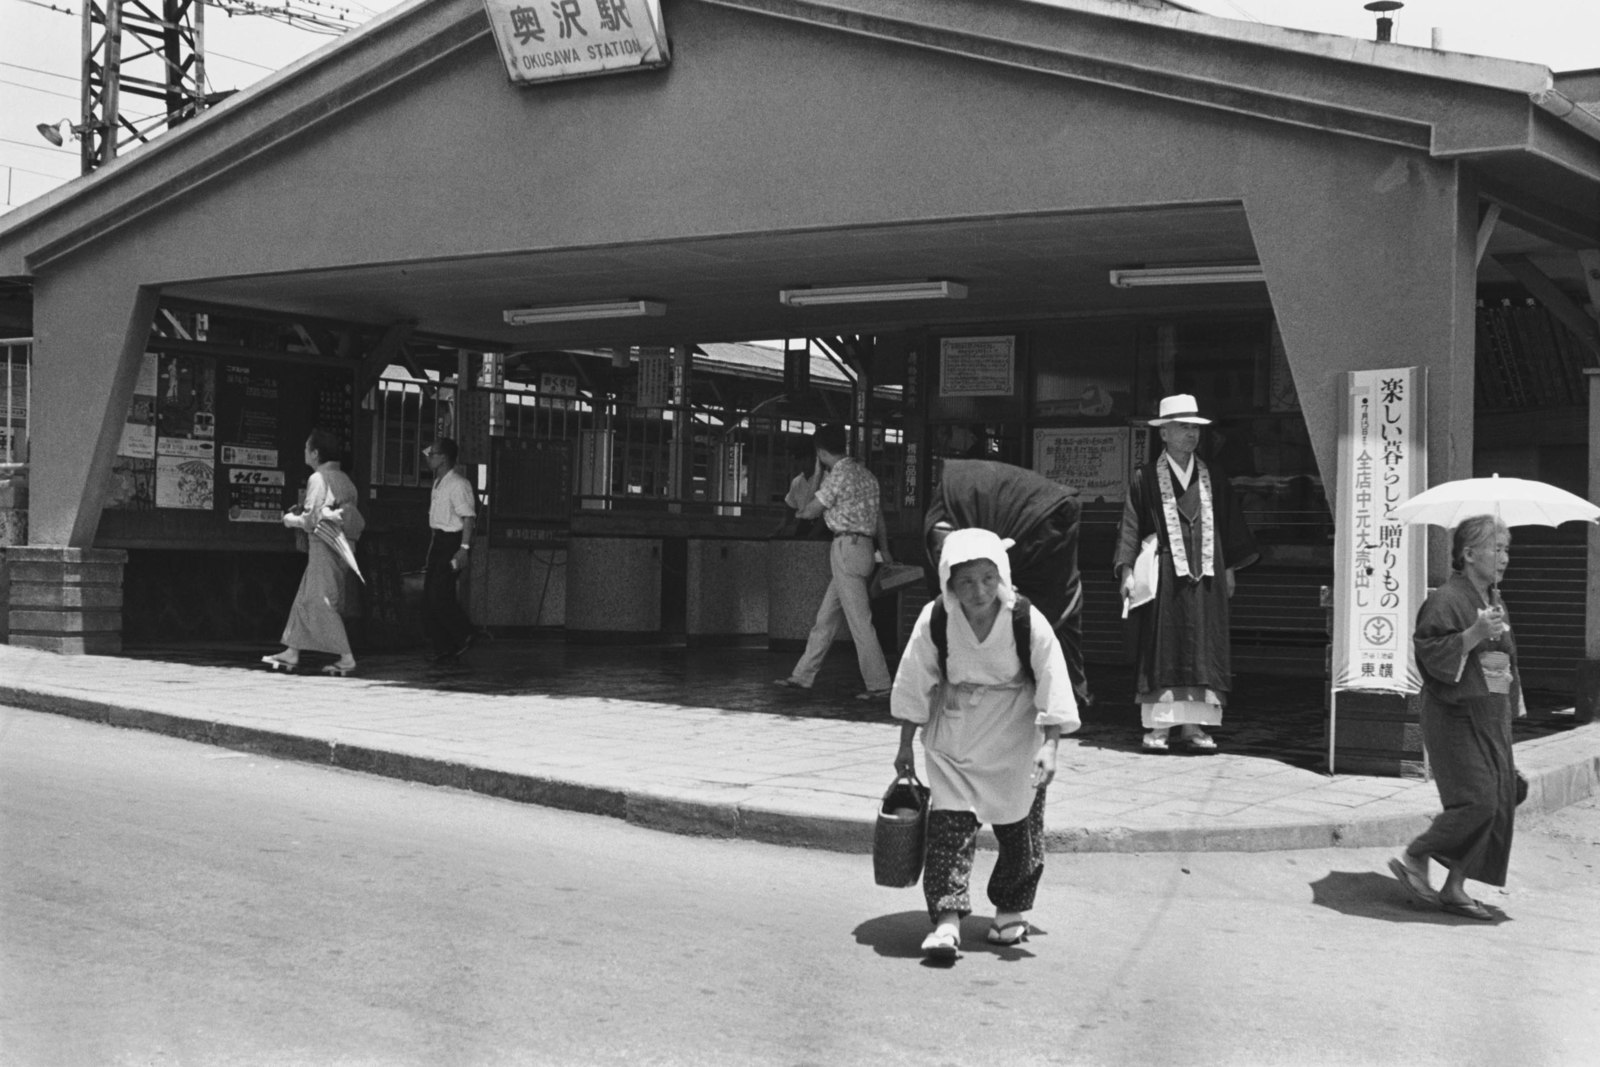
0, 160, 75, 179
6, 0, 78, 15
207, 49, 279, 73
0, 61, 79, 84
0, 135, 80, 157
0, 76, 78, 101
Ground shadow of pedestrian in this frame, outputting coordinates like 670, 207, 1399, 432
1308, 870, 1512, 925
852, 911, 933, 959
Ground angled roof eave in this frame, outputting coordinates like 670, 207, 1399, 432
0, 0, 484, 277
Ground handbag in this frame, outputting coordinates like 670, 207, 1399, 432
869, 562, 925, 600
872, 773, 931, 888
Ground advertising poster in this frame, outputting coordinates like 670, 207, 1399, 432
1032, 427, 1129, 502
117, 354, 160, 459
156, 454, 215, 510
153, 354, 216, 510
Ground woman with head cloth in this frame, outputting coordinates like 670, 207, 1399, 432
261, 429, 363, 676
1388, 515, 1522, 919
892, 528, 1081, 959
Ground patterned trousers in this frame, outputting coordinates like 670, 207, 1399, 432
922, 789, 1047, 922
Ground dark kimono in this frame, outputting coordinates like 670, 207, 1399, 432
1112, 455, 1259, 715
1407, 574, 1521, 886
924, 459, 1088, 701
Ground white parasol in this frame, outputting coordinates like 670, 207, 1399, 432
312, 507, 364, 583
1393, 474, 1600, 529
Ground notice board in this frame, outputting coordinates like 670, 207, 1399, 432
104, 350, 357, 539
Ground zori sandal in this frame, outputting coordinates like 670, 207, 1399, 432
260, 653, 298, 672
321, 661, 356, 678
986, 921, 1030, 946
920, 928, 961, 960
1387, 857, 1439, 905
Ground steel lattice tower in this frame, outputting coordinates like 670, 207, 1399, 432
78, 0, 209, 172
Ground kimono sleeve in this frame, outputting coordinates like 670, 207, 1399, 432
1027, 605, 1081, 734
1413, 585, 1473, 687
890, 600, 943, 726
1112, 468, 1148, 576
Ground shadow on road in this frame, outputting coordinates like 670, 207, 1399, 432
1308, 870, 1512, 926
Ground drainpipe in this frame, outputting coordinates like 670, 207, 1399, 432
1528, 87, 1600, 141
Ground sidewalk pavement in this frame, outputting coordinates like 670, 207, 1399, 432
3, 642, 1598, 854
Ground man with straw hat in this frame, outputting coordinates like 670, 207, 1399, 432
1114, 394, 1259, 752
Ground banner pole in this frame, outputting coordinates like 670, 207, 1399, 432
1328, 689, 1337, 777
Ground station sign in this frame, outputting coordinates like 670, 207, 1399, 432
482, 0, 670, 86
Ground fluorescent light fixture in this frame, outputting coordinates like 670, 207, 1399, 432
1108, 264, 1266, 288
503, 300, 665, 325
778, 280, 968, 307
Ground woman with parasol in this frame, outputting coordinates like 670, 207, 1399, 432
1388, 514, 1520, 919
261, 428, 364, 677
1387, 475, 1599, 918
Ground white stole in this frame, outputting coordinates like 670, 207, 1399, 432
1155, 454, 1215, 580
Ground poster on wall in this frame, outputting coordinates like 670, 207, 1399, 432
117, 353, 159, 459
1331, 366, 1425, 695
154, 353, 215, 510
1032, 427, 1129, 502
155, 454, 215, 510
940, 336, 1015, 397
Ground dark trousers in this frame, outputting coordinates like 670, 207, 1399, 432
424, 529, 474, 655
922, 790, 1047, 922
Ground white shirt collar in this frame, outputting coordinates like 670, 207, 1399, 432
1165, 452, 1195, 489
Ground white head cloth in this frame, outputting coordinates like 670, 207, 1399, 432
937, 527, 1018, 614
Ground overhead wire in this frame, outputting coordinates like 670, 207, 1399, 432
0, 76, 78, 100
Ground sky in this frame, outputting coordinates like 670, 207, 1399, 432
0, 0, 1597, 210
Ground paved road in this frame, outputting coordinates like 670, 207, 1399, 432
3, 707, 1597, 1067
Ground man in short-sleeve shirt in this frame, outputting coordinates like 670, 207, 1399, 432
424, 437, 480, 660
776, 424, 894, 700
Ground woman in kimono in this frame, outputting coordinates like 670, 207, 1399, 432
892, 528, 1081, 959
261, 429, 362, 677
1388, 515, 1520, 920
1114, 394, 1259, 752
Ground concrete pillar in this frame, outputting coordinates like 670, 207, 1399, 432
1576, 368, 1600, 723
4, 547, 127, 654
1247, 152, 1479, 776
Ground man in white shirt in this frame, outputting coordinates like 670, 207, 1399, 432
424, 437, 479, 660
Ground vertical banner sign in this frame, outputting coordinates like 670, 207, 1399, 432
483, 0, 670, 85
1332, 367, 1426, 694
637, 349, 671, 408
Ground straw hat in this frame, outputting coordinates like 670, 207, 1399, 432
1148, 393, 1211, 426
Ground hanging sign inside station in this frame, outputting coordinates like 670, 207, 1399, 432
482, 0, 670, 86
939, 336, 1015, 397
1331, 366, 1425, 694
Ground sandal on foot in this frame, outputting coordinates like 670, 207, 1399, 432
1141, 731, 1169, 752
1181, 729, 1218, 752
920, 928, 961, 960
855, 689, 891, 701
986, 920, 1030, 946
773, 678, 810, 690
1387, 857, 1439, 905
322, 661, 355, 677
1440, 898, 1494, 921
260, 653, 298, 672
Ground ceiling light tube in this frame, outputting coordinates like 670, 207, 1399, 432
503, 300, 666, 325
778, 280, 968, 307
1108, 264, 1266, 288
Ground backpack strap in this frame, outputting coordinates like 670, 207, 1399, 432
1013, 595, 1036, 688
931, 598, 950, 681
930, 594, 1036, 688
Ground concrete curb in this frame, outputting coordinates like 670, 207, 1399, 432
4, 682, 1596, 854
